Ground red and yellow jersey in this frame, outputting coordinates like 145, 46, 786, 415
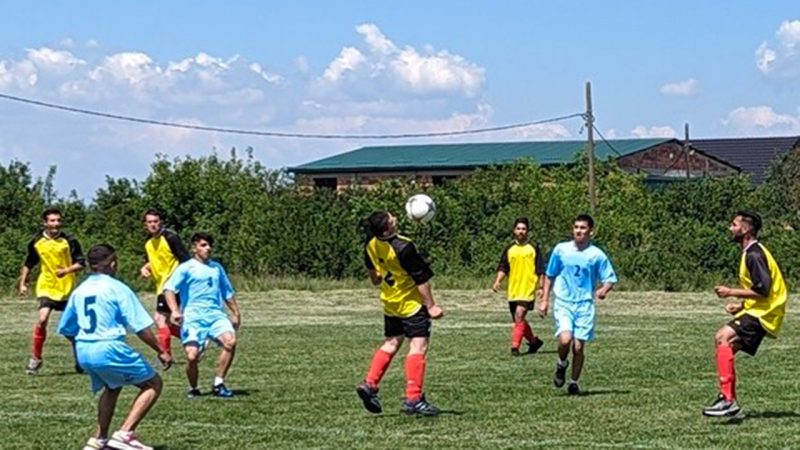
497, 242, 545, 301
735, 241, 788, 336
144, 228, 190, 293
365, 234, 434, 318
24, 231, 85, 301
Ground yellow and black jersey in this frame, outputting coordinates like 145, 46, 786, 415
736, 241, 788, 336
145, 228, 190, 294
365, 234, 434, 318
497, 242, 545, 301
24, 231, 85, 301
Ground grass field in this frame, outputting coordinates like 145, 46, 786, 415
2, 290, 800, 449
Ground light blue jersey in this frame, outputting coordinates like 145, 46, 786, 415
163, 258, 235, 316
545, 241, 617, 303
58, 273, 156, 393
58, 274, 154, 341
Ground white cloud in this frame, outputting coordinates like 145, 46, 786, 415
722, 106, 800, 133
249, 62, 283, 84
660, 78, 698, 96
631, 125, 677, 138
26, 47, 85, 73
90, 52, 162, 86
320, 23, 485, 96
755, 20, 800, 80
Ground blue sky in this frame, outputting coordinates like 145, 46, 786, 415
1, 1, 798, 197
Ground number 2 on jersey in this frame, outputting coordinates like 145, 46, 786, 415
82, 296, 97, 334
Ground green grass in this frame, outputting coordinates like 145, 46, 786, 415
2, 290, 800, 449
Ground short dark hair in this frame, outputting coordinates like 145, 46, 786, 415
574, 214, 594, 229
87, 244, 116, 273
514, 217, 530, 229
737, 210, 762, 235
367, 211, 391, 237
42, 207, 62, 221
191, 232, 214, 246
142, 208, 163, 222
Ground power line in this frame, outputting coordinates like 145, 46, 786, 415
591, 123, 623, 157
0, 92, 583, 140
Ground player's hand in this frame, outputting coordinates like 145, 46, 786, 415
140, 266, 152, 278
231, 315, 241, 330
18, 284, 28, 297
596, 288, 609, 300
56, 268, 68, 278
535, 289, 543, 301
157, 352, 173, 371
491, 282, 500, 293
714, 286, 732, 298
725, 302, 743, 315
170, 310, 182, 326
428, 305, 444, 320
537, 301, 548, 318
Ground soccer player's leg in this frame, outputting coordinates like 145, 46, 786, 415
509, 302, 525, 356
208, 316, 237, 398
357, 316, 404, 414
401, 308, 439, 417
552, 299, 575, 388
155, 294, 180, 356
109, 375, 162, 450
518, 301, 543, 354
567, 300, 596, 395
181, 320, 208, 398
27, 299, 56, 374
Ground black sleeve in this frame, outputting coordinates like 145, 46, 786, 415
497, 246, 510, 273
397, 242, 434, 285
364, 249, 375, 270
165, 231, 191, 263
67, 235, 86, 267
24, 238, 39, 269
745, 246, 772, 297
534, 244, 546, 276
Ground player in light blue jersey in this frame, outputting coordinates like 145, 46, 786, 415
58, 244, 172, 450
538, 214, 617, 395
163, 232, 241, 399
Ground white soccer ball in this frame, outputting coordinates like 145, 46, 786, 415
405, 194, 436, 223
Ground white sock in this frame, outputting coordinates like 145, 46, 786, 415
188, 385, 197, 391
557, 358, 568, 368
569, 378, 578, 385
213, 376, 224, 387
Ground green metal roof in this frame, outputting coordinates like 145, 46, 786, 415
291, 138, 674, 174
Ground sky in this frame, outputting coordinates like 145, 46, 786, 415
1, 1, 798, 197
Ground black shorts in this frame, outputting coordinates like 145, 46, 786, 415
728, 314, 767, 356
385, 307, 431, 338
38, 298, 66, 311
156, 293, 181, 314
509, 301, 534, 319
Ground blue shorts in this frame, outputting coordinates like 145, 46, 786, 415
181, 312, 235, 348
553, 298, 596, 342
76, 340, 156, 394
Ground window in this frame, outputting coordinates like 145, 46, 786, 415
313, 177, 337, 189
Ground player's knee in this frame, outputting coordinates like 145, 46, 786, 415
223, 335, 237, 351
149, 374, 163, 393
381, 337, 403, 353
714, 329, 730, 346
185, 349, 200, 363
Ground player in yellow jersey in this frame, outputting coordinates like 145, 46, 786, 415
139, 209, 190, 357
703, 211, 788, 418
492, 217, 545, 356
356, 211, 444, 417
19, 208, 86, 375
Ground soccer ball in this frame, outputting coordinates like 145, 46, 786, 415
405, 194, 436, 223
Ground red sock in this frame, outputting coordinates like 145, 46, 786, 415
511, 321, 526, 349
365, 349, 394, 387
405, 354, 426, 402
522, 320, 536, 343
169, 324, 181, 338
32, 324, 46, 360
716, 345, 736, 401
158, 327, 172, 356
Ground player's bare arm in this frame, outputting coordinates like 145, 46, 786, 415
18, 266, 30, 296
713, 285, 765, 300
226, 297, 242, 329
164, 290, 182, 324
417, 282, 443, 319
368, 269, 382, 286
139, 262, 152, 278
492, 271, 506, 292
596, 282, 614, 300
136, 327, 173, 369
538, 276, 553, 317
56, 261, 85, 278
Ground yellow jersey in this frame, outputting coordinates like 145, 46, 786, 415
365, 234, 434, 318
24, 231, 85, 301
497, 242, 545, 301
144, 228, 190, 293
735, 241, 788, 336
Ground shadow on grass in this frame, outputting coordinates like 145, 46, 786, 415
37, 371, 84, 377
743, 410, 800, 420
572, 389, 631, 397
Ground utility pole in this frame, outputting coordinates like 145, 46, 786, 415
585, 81, 596, 212
684, 123, 691, 180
